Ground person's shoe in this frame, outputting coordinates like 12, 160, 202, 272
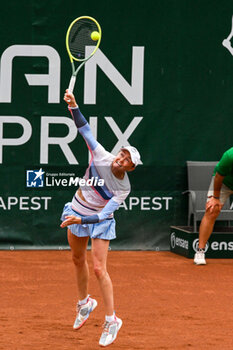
194, 249, 206, 265
99, 316, 122, 347
73, 296, 97, 330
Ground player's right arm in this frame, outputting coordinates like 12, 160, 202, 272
207, 149, 233, 213
64, 90, 98, 151
206, 172, 225, 213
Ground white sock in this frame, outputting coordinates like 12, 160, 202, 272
78, 295, 89, 305
105, 313, 115, 323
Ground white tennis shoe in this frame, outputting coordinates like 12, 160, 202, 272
73, 296, 97, 330
99, 316, 122, 347
194, 250, 206, 265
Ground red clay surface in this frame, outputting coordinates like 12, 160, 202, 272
1, 251, 233, 350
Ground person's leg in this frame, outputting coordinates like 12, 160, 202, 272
68, 229, 97, 330
198, 206, 221, 249
195, 182, 233, 265
91, 238, 114, 316
67, 229, 89, 300
91, 238, 122, 347
198, 180, 232, 249
195, 205, 222, 265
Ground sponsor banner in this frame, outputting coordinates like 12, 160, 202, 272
170, 229, 194, 257
170, 226, 233, 258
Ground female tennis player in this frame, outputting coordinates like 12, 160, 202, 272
60, 90, 141, 347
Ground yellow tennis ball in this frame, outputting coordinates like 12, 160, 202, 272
91, 31, 100, 41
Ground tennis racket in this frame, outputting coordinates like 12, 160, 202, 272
66, 16, 102, 94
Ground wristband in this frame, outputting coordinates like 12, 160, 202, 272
207, 195, 220, 199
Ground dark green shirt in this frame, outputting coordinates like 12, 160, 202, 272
214, 147, 233, 190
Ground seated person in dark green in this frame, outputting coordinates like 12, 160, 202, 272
194, 147, 233, 265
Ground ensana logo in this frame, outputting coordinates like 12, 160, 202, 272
192, 238, 209, 253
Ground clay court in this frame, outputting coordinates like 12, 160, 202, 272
1, 251, 233, 350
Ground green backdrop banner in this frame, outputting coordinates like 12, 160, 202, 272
1, 0, 233, 249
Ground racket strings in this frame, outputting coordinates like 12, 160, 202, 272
68, 19, 99, 60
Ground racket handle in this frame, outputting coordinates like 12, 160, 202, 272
68, 75, 76, 94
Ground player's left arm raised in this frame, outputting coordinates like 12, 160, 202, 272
64, 90, 77, 108
64, 90, 98, 152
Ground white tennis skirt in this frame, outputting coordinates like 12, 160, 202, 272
61, 202, 116, 240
